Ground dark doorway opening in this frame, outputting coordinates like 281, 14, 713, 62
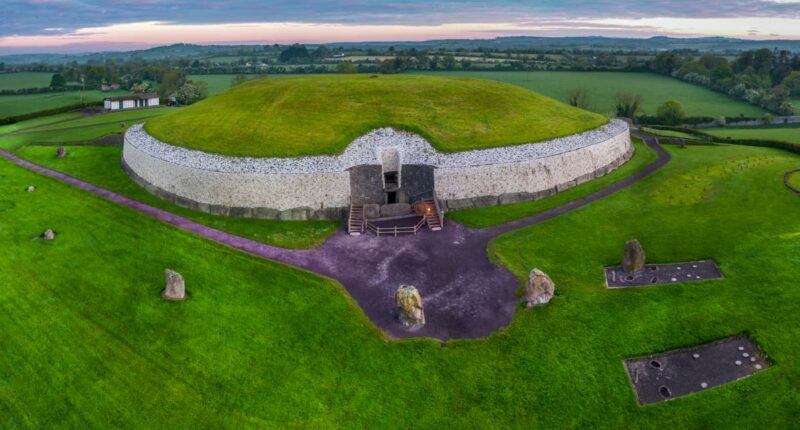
384, 172, 398, 188
387, 191, 398, 204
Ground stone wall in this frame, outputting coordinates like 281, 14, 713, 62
122, 120, 631, 220
435, 129, 632, 209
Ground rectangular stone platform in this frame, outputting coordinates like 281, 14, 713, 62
625, 335, 770, 404
605, 260, 723, 288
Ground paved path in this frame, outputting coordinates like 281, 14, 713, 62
0, 131, 669, 340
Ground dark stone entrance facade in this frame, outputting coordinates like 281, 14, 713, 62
349, 164, 435, 205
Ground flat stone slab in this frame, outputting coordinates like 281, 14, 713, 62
605, 260, 722, 288
624, 335, 770, 404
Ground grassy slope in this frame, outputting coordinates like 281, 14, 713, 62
704, 126, 800, 144
449, 138, 658, 228
0, 72, 54, 90
0, 90, 126, 119
417, 71, 766, 118
1, 112, 339, 249
1, 142, 799, 427
0, 112, 82, 134
147, 74, 607, 157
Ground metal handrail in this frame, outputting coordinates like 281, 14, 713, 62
366, 217, 426, 237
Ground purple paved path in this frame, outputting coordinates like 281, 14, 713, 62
0, 131, 669, 340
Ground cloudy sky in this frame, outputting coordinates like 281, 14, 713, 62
1, 0, 800, 53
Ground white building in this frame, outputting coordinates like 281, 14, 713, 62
104, 94, 160, 111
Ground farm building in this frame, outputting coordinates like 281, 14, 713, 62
104, 93, 160, 111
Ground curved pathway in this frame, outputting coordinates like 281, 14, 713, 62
0, 130, 669, 340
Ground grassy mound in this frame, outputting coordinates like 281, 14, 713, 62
146, 75, 607, 157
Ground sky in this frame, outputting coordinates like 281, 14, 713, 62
1, 0, 800, 53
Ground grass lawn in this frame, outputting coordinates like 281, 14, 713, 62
0, 90, 125, 120
703, 126, 800, 144
641, 127, 701, 140
416, 71, 767, 118
0, 112, 82, 134
190, 74, 243, 96
148, 74, 608, 157
788, 171, 800, 190
0, 113, 339, 249
0, 72, 54, 90
1, 139, 798, 427
449, 137, 658, 227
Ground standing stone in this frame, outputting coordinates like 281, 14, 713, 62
162, 269, 187, 301
623, 239, 646, 274
56, 147, 67, 158
26, 186, 36, 192
41, 229, 55, 241
396, 285, 425, 326
524, 269, 555, 307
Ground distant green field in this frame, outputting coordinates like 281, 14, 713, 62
0, 90, 125, 120
416, 71, 766, 118
704, 126, 800, 144
189, 75, 243, 96
0, 72, 54, 90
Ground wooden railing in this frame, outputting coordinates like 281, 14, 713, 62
366, 217, 426, 237
432, 197, 444, 228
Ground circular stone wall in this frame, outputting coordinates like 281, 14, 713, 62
122, 120, 632, 220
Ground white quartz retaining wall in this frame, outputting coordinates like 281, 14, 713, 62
122, 120, 631, 219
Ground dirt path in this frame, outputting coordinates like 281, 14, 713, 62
0, 131, 669, 340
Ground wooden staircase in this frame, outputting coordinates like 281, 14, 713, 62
419, 198, 444, 231
347, 204, 365, 236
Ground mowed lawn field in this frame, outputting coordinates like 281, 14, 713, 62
704, 126, 800, 144
0, 90, 126, 120
0, 111, 339, 248
0, 138, 799, 427
417, 71, 767, 118
0, 72, 56, 90
148, 74, 607, 157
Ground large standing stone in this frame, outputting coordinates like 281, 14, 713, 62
26, 186, 36, 192
623, 239, 646, 274
56, 147, 67, 158
162, 269, 187, 301
524, 269, 555, 307
42, 229, 55, 241
396, 285, 425, 326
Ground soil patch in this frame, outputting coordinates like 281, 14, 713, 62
605, 260, 722, 288
625, 334, 770, 404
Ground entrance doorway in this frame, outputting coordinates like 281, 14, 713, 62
386, 191, 398, 204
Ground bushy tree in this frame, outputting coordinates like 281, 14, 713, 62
336, 62, 357, 74
49, 73, 66, 88
656, 100, 687, 125
158, 69, 186, 97
615, 93, 644, 119
566, 88, 591, 110
782, 71, 800, 97
231, 74, 248, 87
174, 80, 208, 105
279, 45, 310, 63
130, 82, 150, 93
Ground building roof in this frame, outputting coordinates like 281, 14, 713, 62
105, 93, 159, 101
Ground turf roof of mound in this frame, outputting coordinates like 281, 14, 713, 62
145, 75, 608, 158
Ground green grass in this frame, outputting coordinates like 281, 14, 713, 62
148, 74, 608, 157
704, 126, 800, 144
416, 71, 767, 118
30, 107, 174, 131
189, 74, 243, 96
449, 138, 658, 227
0, 90, 125, 120
1, 139, 799, 427
0, 72, 54, 90
0, 114, 339, 249
0, 112, 82, 134
641, 127, 700, 140
788, 171, 800, 190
